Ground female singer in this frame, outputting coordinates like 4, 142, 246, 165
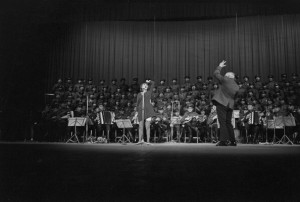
136, 80, 156, 145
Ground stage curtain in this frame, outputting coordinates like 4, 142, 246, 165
46, 14, 300, 90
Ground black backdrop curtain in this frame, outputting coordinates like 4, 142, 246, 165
46, 14, 300, 90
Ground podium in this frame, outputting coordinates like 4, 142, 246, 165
66, 117, 87, 143
115, 119, 132, 145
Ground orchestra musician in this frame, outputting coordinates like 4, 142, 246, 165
180, 104, 200, 143
293, 108, 300, 143
212, 60, 239, 146
285, 105, 298, 143
237, 106, 248, 143
242, 104, 264, 144
152, 106, 169, 142
94, 104, 115, 142
197, 109, 208, 142
170, 110, 182, 142
207, 105, 218, 143
136, 80, 156, 145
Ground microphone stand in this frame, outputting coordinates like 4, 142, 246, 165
84, 95, 89, 143
142, 91, 145, 144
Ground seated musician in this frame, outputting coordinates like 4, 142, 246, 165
66, 104, 86, 142
197, 109, 208, 142
152, 107, 170, 142
286, 105, 299, 143
207, 105, 218, 143
242, 104, 263, 144
85, 108, 97, 140
180, 104, 200, 143
170, 110, 182, 142
237, 106, 248, 143
94, 104, 115, 143
113, 107, 128, 140
52, 103, 73, 142
293, 108, 300, 143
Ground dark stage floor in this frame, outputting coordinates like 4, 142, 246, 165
1, 142, 300, 202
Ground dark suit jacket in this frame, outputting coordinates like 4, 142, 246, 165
212, 66, 239, 109
137, 81, 157, 122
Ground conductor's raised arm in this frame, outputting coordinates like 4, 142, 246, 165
214, 60, 227, 82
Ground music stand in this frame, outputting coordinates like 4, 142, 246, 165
66, 117, 86, 143
115, 119, 132, 145
276, 116, 295, 145
259, 119, 274, 145
265, 116, 284, 144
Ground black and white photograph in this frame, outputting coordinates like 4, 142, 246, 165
0, 0, 300, 201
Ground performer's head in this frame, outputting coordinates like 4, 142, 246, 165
247, 104, 254, 111
174, 110, 180, 116
140, 83, 149, 91
187, 105, 194, 112
98, 104, 104, 111
225, 72, 235, 79
211, 105, 216, 112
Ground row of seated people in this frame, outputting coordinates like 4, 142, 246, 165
37, 99, 300, 144
52, 73, 300, 95
50, 74, 300, 115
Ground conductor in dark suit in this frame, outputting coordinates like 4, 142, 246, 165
212, 60, 239, 146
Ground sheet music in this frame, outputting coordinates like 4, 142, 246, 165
115, 119, 133, 128
68, 117, 87, 126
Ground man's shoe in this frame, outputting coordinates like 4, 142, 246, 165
216, 141, 227, 146
228, 141, 237, 146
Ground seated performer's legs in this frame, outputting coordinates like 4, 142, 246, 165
184, 124, 197, 143
174, 124, 181, 142
96, 124, 104, 138
198, 125, 206, 142
253, 125, 261, 143
210, 124, 219, 142
181, 125, 188, 142
104, 124, 111, 142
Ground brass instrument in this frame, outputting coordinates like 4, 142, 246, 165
207, 112, 217, 125
181, 115, 200, 125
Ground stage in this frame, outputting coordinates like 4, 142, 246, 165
1, 142, 299, 202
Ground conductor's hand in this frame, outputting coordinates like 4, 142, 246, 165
146, 79, 151, 83
219, 60, 227, 68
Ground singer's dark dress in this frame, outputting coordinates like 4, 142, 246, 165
137, 81, 156, 122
